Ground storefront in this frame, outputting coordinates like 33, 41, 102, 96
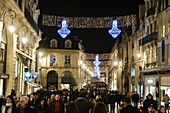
142, 69, 170, 106
0, 73, 9, 95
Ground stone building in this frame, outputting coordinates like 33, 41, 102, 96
0, 0, 41, 96
108, 0, 170, 105
36, 34, 93, 91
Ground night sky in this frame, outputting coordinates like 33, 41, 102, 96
38, 0, 144, 53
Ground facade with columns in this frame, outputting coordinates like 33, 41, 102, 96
0, 0, 41, 96
108, 0, 170, 105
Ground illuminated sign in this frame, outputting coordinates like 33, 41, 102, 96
32, 72, 38, 79
108, 20, 121, 38
58, 20, 71, 38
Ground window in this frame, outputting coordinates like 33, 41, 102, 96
16, 37, 20, 49
168, 21, 170, 33
64, 55, 71, 67
50, 39, 57, 48
50, 54, 56, 66
154, 21, 157, 31
0, 42, 6, 62
163, 25, 166, 37
147, 26, 149, 35
150, 24, 153, 33
65, 40, 72, 48
0, 48, 6, 62
162, 40, 165, 62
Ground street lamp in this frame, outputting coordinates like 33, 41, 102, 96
137, 53, 141, 59
18, 25, 28, 44
2, 9, 16, 33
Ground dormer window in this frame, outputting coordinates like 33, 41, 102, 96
65, 39, 72, 48
50, 39, 57, 48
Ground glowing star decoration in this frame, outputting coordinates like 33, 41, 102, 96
93, 54, 101, 78
108, 20, 121, 38
58, 20, 71, 38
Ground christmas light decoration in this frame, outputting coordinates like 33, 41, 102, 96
93, 54, 101, 78
58, 20, 70, 38
108, 20, 121, 38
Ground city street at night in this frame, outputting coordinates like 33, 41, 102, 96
0, 0, 170, 113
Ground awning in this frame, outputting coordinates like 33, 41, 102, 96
26, 82, 42, 88
0, 73, 9, 79
141, 68, 170, 75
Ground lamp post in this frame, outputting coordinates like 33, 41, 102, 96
2, 9, 16, 33
0, 9, 16, 47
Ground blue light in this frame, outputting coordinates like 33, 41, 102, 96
108, 20, 121, 38
93, 55, 101, 78
58, 20, 71, 38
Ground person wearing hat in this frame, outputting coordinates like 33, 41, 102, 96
142, 94, 158, 113
119, 97, 140, 113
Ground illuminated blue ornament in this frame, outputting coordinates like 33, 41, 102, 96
108, 20, 121, 38
93, 54, 101, 78
58, 20, 71, 38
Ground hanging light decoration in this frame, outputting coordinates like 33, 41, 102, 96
108, 20, 121, 38
58, 20, 71, 38
93, 54, 101, 78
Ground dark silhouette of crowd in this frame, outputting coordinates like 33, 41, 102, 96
0, 86, 167, 113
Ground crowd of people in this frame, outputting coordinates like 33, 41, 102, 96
0, 87, 169, 113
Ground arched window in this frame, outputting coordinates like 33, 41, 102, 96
65, 39, 72, 48
162, 40, 165, 62
50, 39, 57, 47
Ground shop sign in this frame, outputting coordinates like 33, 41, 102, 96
145, 78, 155, 85
0, 74, 9, 79
32, 72, 38, 79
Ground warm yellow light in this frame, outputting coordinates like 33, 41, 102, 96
22, 37, 27, 44
39, 58, 43, 63
39, 52, 43, 57
114, 61, 118, 66
137, 53, 141, 58
8, 24, 15, 33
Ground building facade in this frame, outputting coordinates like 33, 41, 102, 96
0, 0, 41, 96
37, 35, 93, 91
108, 0, 170, 105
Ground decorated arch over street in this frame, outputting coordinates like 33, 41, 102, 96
42, 14, 137, 28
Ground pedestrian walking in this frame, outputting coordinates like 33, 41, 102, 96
120, 97, 140, 113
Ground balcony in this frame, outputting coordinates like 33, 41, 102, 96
64, 64, 71, 68
24, 7, 39, 35
147, 7, 155, 17
139, 32, 158, 46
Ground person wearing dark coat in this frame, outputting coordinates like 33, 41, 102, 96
120, 97, 140, 113
1, 95, 17, 113
34, 98, 49, 113
49, 93, 65, 113
74, 92, 94, 113
142, 94, 158, 113
16, 96, 30, 113
0, 95, 5, 113
109, 92, 116, 113
132, 91, 140, 108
